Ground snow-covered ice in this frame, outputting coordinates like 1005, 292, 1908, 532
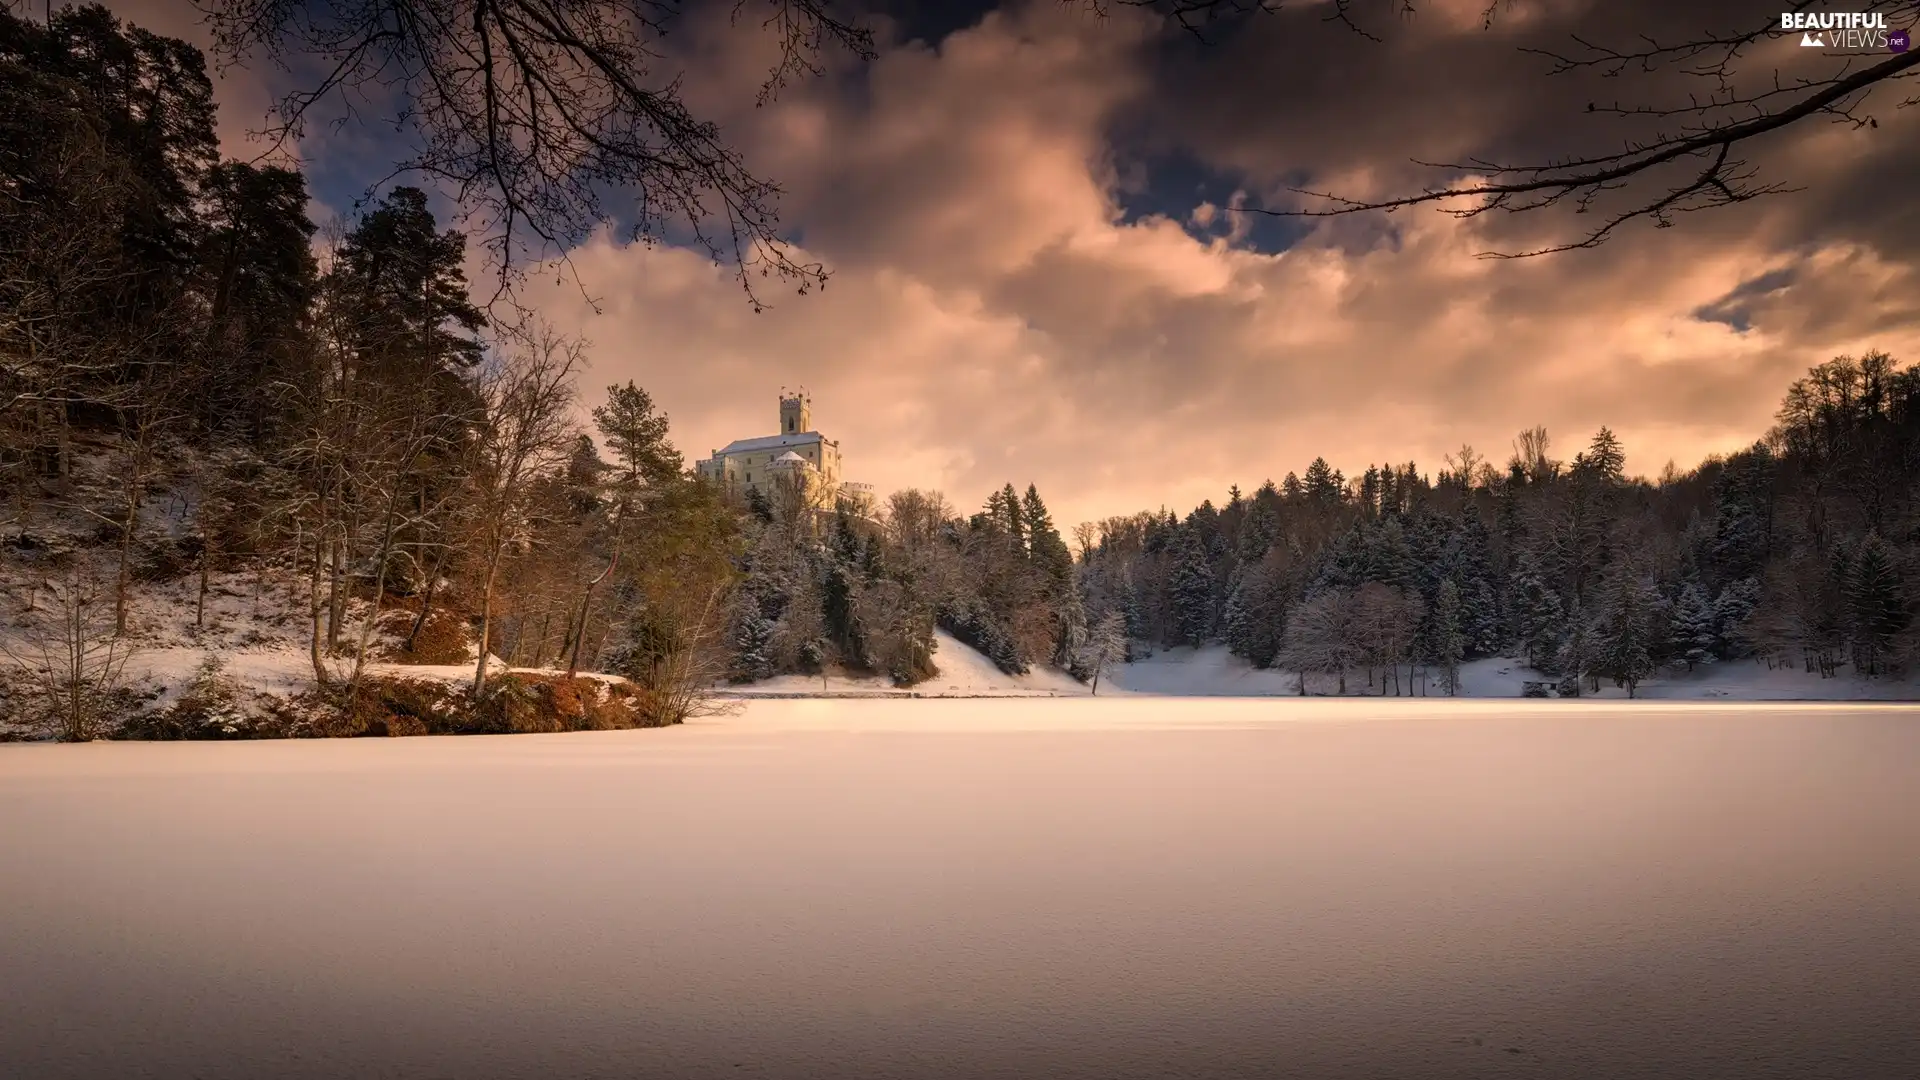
3, 701, 1918, 1080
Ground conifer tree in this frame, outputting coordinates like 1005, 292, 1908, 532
1844, 531, 1907, 676
1713, 576, 1761, 657
1303, 457, 1342, 504
1510, 558, 1565, 671
1022, 484, 1074, 588
1670, 581, 1718, 670
729, 601, 777, 682
1118, 568, 1147, 653
1555, 600, 1597, 692
1167, 526, 1214, 646
1464, 576, 1503, 657
1223, 563, 1288, 668
1598, 573, 1656, 697
593, 382, 683, 492
1432, 579, 1465, 695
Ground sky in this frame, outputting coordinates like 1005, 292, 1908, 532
104, 0, 1920, 526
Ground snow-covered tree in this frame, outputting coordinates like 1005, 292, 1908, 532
1844, 531, 1907, 676
1075, 611, 1128, 695
1598, 573, 1657, 697
1670, 580, 1718, 670
1432, 579, 1465, 696
1509, 559, 1565, 671
1167, 526, 1214, 646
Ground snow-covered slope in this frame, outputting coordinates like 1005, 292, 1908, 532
728, 635, 1920, 702
1105, 645, 1919, 701
724, 629, 1087, 698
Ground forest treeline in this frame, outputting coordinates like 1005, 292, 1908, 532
2, 8, 1914, 738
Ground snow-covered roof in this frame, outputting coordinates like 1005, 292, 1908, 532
711, 431, 823, 456
773, 451, 807, 464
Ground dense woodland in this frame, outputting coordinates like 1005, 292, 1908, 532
2, 9, 1915, 737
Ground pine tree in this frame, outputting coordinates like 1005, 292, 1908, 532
196, 161, 320, 435
1222, 568, 1251, 656
1119, 569, 1147, 655
1432, 579, 1465, 695
1022, 484, 1074, 588
1365, 516, 1415, 591
1167, 526, 1214, 646
1509, 558, 1565, 671
1713, 576, 1761, 657
1555, 600, 1597, 692
593, 382, 684, 492
1598, 573, 1656, 697
1237, 493, 1280, 560
1303, 457, 1343, 504
1708, 446, 1774, 582
1670, 580, 1717, 670
329, 185, 486, 378
729, 604, 777, 682
1844, 531, 1907, 676
1585, 426, 1626, 484
1223, 563, 1287, 667
1464, 576, 1503, 657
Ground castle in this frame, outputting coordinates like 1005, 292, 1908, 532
695, 391, 868, 504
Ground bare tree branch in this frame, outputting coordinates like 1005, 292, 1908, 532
196, 0, 875, 310
1106, 0, 1919, 255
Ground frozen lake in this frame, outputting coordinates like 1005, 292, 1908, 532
4, 699, 1919, 1080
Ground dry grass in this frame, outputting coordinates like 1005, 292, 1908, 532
375, 598, 473, 666
337, 671, 655, 737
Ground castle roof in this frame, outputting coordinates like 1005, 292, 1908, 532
711, 431, 823, 457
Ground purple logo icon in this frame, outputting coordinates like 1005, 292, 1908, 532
1893, 29, 1912, 53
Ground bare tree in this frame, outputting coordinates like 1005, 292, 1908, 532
1353, 581, 1423, 695
1, 567, 139, 741
468, 324, 584, 697
1100, 0, 1920, 255
606, 581, 739, 725
1282, 586, 1361, 694
1075, 610, 1127, 695
205, 0, 1919, 303
197, 0, 876, 307
0, 112, 143, 519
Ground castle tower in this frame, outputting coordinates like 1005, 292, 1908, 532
779, 390, 812, 435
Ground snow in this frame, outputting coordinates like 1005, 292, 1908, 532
710, 431, 825, 455
723, 629, 1087, 698
726, 636, 1920, 702
3, 705, 1919, 1079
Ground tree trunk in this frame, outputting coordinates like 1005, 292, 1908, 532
345, 505, 400, 714
403, 546, 449, 653
309, 536, 330, 688
529, 609, 553, 668
326, 529, 347, 649
195, 549, 209, 631
566, 548, 620, 677
114, 447, 146, 636
472, 543, 504, 699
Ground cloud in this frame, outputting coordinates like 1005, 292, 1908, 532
124, 0, 1920, 525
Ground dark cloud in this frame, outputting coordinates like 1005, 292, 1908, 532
95, 0, 1920, 523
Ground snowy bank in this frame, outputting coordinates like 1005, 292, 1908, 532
722, 635, 1920, 702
